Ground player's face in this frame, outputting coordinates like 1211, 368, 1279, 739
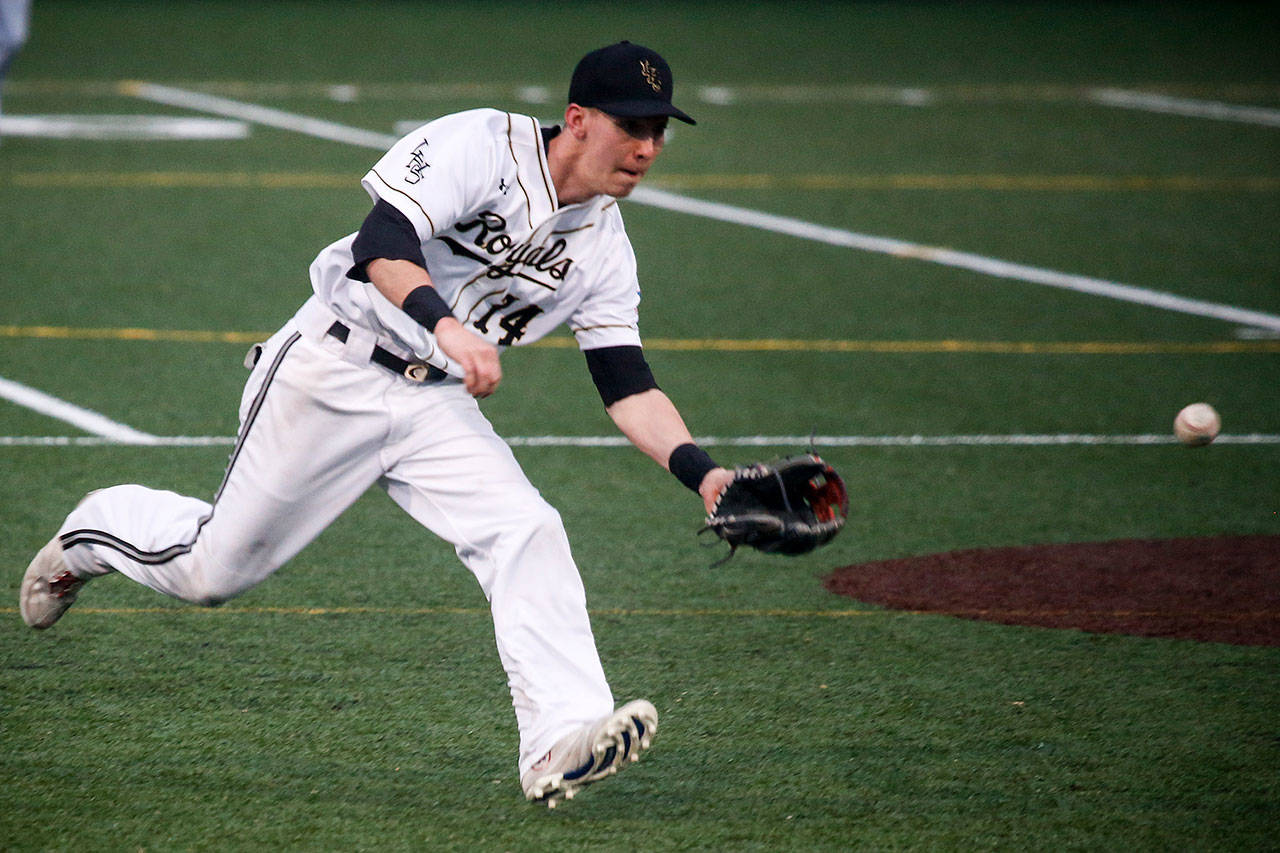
582, 109, 667, 198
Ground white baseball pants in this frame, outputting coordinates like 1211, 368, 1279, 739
57, 306, 614, 774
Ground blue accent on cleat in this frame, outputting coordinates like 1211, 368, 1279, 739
564, 754, 596, 781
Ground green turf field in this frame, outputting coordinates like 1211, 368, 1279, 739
2, 2, 1278, 849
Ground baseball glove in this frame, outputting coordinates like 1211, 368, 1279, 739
701, 453, 849, 561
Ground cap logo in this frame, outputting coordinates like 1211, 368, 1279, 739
639, 59, 661, 93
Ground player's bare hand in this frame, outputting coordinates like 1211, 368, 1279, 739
698, 467, 735, 515
435, 319, 501, 397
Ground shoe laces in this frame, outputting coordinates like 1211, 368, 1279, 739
48, 571, 84, 598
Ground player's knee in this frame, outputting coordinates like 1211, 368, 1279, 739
190, 589, 232, 608
501, 499, 568, 553
183, 542, 274, 606
183, 571, 249, 607
524, 500, 566, 537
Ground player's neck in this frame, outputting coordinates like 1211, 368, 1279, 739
546, 133, 594, 207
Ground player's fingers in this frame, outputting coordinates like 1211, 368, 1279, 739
700, 467, 735, 514
462, 364, 482, 396
467, 351, 502, 398
480, 363, 502, 396
465, 366, 490, 397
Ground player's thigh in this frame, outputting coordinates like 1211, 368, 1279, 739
380, 386, 563, 547
201, 331, 390, 576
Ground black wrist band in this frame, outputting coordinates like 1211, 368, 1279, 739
668, 442, 717, 493
402, 285, 453, 332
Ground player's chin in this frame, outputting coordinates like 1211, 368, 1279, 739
609, 169, 645, 197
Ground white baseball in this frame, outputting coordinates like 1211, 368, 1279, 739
1173, 403, 1221, 446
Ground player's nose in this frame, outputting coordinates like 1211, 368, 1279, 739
634, 135, 657, 160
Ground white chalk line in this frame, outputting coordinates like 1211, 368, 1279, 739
1090, 89, 1280, 128
2, 434, 1278, 448
0, 377, 160, 444
123, 82, 397, 150
14, 80, 1280, 105
126, 82, 1280, 334
628, 188, 1280, 332
0, 114, 251, 140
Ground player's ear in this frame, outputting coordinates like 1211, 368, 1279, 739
564, 104, 590, 139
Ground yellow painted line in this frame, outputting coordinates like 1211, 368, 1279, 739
9, 171, 352, 189
0, 324, 265, 343
3, 325, 1279, 354
3, 605, 893, 618
632, 338, 1280, 354
7, 171, 1279, 192
5, 605, 1272, 620
652, 174, 1280, 192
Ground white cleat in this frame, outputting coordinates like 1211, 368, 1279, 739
19, 537, 87, 629
521, 699, 657, 808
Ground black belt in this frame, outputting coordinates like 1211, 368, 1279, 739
326, 321, 447, 383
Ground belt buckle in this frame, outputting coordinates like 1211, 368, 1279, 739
403, 362, 432, 383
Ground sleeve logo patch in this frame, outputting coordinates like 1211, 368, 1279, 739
405, 138, 431, 184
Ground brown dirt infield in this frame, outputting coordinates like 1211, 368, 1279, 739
824, 535, 1280, 646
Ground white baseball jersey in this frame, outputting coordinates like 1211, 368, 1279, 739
308, 108, 643, 375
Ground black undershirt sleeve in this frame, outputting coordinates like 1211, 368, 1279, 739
584, 346, 659, 407
347, 199, 427, 282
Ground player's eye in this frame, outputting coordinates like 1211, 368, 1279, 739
610, 115, 666, 142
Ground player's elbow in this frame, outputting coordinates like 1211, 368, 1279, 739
585, 346, 658, 408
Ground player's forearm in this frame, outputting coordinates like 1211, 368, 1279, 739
366, 257, 437, 308
605, 389, 695, 468
366, 257, 500, 397
608, 390, 733, 510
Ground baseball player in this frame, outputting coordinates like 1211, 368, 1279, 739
0, 0, 32, 123
20, 41, 736, 807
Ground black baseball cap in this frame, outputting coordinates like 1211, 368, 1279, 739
569, 41, 696, 125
